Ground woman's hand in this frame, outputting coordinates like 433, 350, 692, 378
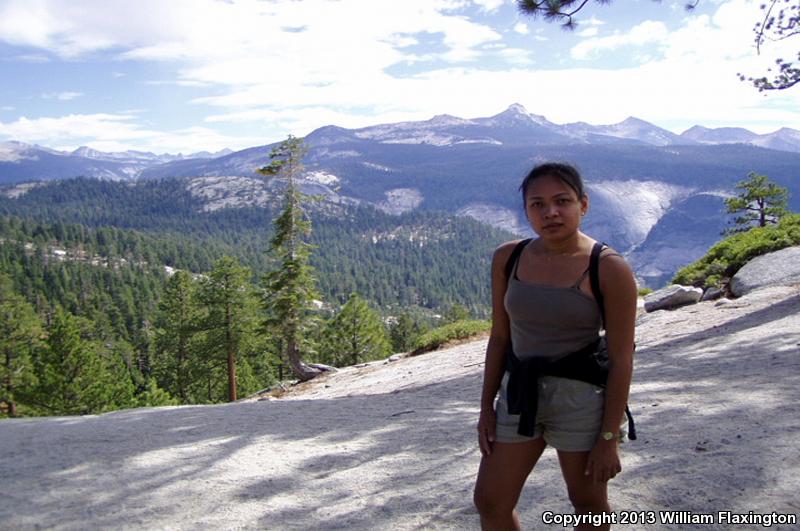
477, 407, 497, 457
584, 439, 621, 483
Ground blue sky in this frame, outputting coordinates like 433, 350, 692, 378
0, 0, 797, 154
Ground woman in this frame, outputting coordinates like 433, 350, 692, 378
473, 163, 637, 531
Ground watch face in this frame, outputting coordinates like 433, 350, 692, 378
602, 431, 614, 440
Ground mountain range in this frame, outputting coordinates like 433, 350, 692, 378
2, 105, 799, 184
2, 104, 799, 287
0, 141, 232, 182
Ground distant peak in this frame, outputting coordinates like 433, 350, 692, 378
619, 116, 649, 126
72, 146, 100, 157
309, 124, 352, 136
315, 124, 349, 132
428, 113, 470, 126
488, 103, 550, 126
0, 140, 30, 148
505, 103, 528, 114
681, 125, 710, 134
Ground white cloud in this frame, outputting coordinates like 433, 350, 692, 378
0, 0, 501, 67
0, 1, 121, 58
384, 35, 419, 48
0, 113, 144, 142
0, 0, 504, 120
513, 22, 529, 35
496, 48, 534, 64
0, 2, 60, 49
394, 62, 800, 133
577, 27, 599, 38
61, 125, 257, 155
206, 106, 434, 135
145, 79, 211, 88
1, 106, 14, 111
571, 20, 669, 60
472, 0, 506, 12
41, 91, 83, 100
0, 0, 798, 151
0, 113, 260, 153
13, 54, 51, 63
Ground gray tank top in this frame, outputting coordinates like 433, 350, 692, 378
503, 242, 602, 361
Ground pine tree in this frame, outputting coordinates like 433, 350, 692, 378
135, 378, 179, 408
321, 293, 391, 367
197, 256, 256, 402
32, 310, 134, 415
260, 136, 323, 381
443, 303, 471, 324
153, 270, 200, 403
389, 310, 421, 353
0, 274, 43, 417
724, 172, 790, 234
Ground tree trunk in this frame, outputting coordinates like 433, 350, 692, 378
286, 337, 320, 382
4, 349, 16, 417
226, 301, 237, 402
177, 340, 187, 403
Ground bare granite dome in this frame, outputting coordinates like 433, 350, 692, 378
2, 284, 799, 529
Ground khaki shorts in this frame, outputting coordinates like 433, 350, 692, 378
495, 374, 625, 452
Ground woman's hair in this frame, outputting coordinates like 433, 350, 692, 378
519, 162, 586, 201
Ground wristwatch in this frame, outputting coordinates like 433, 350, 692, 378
600, 431, 616, 441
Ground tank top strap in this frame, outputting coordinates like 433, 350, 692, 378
571, 267, 590, 289
514, 242, 593, 287
512, 248, 522, 280
511, 240, 530, 281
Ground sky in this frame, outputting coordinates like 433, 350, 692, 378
0, 0, 798, 154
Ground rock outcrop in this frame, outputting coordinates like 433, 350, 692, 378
643, 284, 703, 312
3, 285, 799, 530
730, 246, 800, 297
700, 286, 724, 301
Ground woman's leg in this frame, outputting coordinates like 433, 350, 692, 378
557, 450, 611, 531
474, 438, 547, 531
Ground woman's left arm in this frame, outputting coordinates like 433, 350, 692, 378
585, 251, 638, 483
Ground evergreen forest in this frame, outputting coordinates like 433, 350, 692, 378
0, 176, 514, 417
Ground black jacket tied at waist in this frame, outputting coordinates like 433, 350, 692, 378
501, 239, 637, 441
505, 339, 609, 437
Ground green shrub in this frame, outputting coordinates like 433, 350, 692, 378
412, 319, 490, 354
637, 287, 654, 297
673, 213, 800, 289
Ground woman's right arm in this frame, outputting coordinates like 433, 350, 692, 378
477, 241, 517, 456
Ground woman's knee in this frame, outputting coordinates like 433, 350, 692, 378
473, 483, 515, 518
567, 487, 609, 512
473, 439, 545, 518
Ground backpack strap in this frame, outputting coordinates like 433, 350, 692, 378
504, 238, 532, 280
589, 241, 607, 328
588, 241, 637, 440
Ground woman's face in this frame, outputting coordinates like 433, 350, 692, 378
524, 174, 588, 239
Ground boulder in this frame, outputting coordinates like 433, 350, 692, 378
644, 284, 703, 312
730, 246, 800, 297
700, 286, 725, 302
